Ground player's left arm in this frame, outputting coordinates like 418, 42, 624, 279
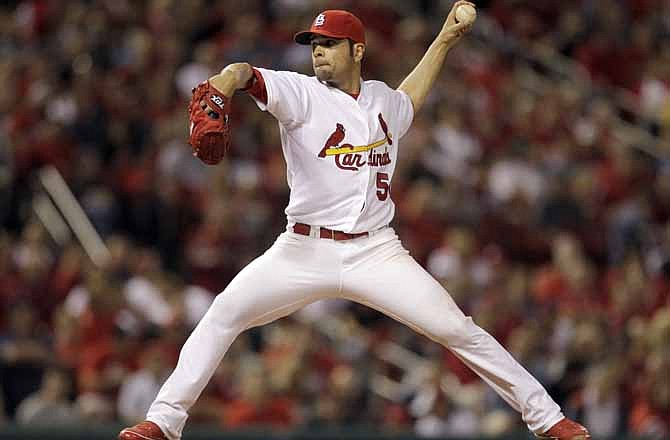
397, 0, 476, 113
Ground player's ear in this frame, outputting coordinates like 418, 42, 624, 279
353, 43, 365, 63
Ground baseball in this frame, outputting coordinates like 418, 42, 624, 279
455, 4, 477, 24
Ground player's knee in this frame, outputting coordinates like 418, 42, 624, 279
204, 292, 248, 333
435, 316, 486, 348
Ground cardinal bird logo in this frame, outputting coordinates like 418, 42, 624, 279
319, 123, 346, 158
378, 113, 392, 146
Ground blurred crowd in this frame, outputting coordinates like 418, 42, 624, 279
1, 0, 669, 439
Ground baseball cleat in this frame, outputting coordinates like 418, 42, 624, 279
535, 417, 591, 440
118, 421, 168, 440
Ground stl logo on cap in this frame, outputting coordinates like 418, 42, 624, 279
294, 10, 366, 45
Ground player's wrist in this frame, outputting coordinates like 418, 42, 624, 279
208, 74, 235, 97
436, 30, 460, 48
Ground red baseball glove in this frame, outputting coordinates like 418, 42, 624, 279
187, 81, 232, 165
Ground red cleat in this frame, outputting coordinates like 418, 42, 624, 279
118, 421, 168, 440
536, 418, 591, 440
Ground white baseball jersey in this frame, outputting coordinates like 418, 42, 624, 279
251, 68, 414, 233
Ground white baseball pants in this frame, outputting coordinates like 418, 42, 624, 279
147, 227, 563, 439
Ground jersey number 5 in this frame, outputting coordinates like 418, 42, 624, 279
376, 172, 389, 201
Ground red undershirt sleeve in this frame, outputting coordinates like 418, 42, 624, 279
243, 67, 268, 105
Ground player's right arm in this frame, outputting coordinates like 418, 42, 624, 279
207, 64, 309, 126
208, 63, 254, 97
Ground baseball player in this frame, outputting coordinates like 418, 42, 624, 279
120, 3, 591, 440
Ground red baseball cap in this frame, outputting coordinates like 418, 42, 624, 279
294, 10, 366, 45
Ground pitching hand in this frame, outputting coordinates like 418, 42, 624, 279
440, 1, 476, 43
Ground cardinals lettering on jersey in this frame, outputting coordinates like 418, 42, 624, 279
318, 113, 393, 171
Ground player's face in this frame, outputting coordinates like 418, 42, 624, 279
311, 37, 354, 82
